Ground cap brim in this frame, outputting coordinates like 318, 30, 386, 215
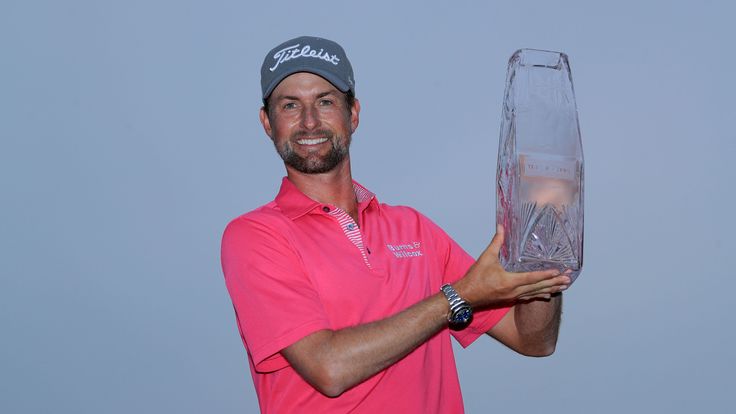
263, 66, 351, 99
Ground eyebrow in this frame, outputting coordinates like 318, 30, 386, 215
275, 90, 338, 101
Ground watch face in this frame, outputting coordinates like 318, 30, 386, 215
451, 306, 473, 325
454, 308, 473, 323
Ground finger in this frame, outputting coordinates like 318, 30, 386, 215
487, 224, 505, 257
518, 284, 567, 301
477, 225, 505, 264
517, 269, 566, 286
516, 274, 570, 296
522, 281, 568, 296
518, 293, 552, 302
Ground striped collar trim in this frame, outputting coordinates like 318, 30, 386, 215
274, 177, 378, 220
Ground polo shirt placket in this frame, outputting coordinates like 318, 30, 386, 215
322, 185, 374, 269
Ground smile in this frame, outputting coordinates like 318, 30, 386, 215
296, 137, 328, 145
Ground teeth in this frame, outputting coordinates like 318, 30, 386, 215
297, 138, 328, 145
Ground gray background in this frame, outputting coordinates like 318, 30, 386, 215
2, 0, 734, 413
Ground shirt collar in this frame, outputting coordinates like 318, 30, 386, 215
274, 177, 378, 220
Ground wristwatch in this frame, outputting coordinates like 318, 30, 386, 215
440, 284, 473, 329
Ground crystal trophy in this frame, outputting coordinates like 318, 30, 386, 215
496, 49, 584, 283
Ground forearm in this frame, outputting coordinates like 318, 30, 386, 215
282, 292, 449, 397
513, 293, 563, 356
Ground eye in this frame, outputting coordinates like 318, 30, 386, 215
319, 99, 334, 106
282, 102, 297, 110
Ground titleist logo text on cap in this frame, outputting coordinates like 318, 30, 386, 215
269, 44, 341, 72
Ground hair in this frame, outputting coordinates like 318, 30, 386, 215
262, 90, 355, 117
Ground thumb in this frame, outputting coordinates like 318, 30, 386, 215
486, 224, 505, 258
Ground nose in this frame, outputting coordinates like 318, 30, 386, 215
300, 105, 320, 130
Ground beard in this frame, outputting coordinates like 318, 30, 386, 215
275, 129, 351, 174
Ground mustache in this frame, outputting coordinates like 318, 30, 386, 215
291, 129, 334, 140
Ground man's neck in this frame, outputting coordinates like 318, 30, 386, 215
285, 159, 359, 222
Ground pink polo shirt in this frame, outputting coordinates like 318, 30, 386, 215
221, 178, 509, 413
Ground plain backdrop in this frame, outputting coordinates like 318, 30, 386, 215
2, 1, 734, 413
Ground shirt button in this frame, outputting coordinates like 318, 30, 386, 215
347, 223, 356, 231
322, 206, 330, 213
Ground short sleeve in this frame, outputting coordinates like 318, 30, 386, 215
221, 216, 331, 372
420, 214, 511, 347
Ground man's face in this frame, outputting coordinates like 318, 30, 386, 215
260, 72, 360, 174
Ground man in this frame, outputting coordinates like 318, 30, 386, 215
221, 36, 571, 413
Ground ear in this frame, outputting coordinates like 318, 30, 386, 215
350, 98, 361, 133
259, 106, 274, 139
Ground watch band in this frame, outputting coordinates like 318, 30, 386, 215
440, 284, 473, 328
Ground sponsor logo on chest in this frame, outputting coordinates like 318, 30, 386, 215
386, 241, 423, 258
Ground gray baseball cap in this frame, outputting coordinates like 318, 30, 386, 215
260, 36, 355, 99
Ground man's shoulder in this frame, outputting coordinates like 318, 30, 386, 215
375, 201, 452, 238
237, 200, 284, 221
376, 202, 430, 222
222, 201, 292, 243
